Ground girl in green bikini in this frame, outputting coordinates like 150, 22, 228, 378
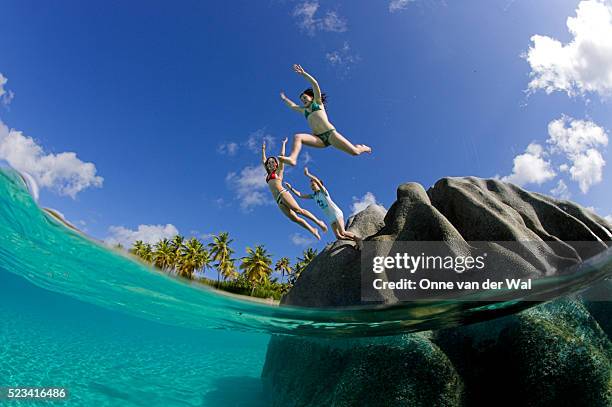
279, 64, 372, 166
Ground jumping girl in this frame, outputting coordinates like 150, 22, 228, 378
279, 64, 371, 166
262, 139, 327, 240
284, 167, 361, 243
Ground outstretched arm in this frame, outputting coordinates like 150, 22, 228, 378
285, 182, 312, 199
293, 64, 322, 103
261, 141, 267, 167
280, 92, 305, 114
304, 167, 326, 193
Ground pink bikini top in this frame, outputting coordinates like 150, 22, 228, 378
266, 172, 279, 183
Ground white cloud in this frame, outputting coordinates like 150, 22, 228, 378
550, 179, 571, 199
245, 129, 275, 154
226, 165, 269, 210
547, 116, 608, 155
547, 116, 608, 193
501, 117, 608, 193
0, 74, 7, 97
502, 143, 556, 186
351, 192, 378, 216
190, 230, 214, 240
301, 151, 313, 165
321, 11, 347, 32
525, 0, 612, 97
0, 73, 14, 106
326, 42, 361, 75
0, 119, 103, 198
105, 224, 179, 247
293, 1, 318, 35
293, 1, 347, 36
605, 214, 612, 224
291, 232, 315, 246
389, 0, 414, 13
568, 148, 605, 193
217, 142, 239, 156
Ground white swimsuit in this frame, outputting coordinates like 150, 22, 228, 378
313, 188, 344, 225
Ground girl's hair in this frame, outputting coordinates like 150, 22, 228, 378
265, 157, 279, 174
300, 88, 327, 105
310, 177, 324, 187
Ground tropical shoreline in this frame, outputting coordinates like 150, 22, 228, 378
122, 233, 317, 302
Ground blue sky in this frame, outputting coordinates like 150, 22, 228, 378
1, 0, 611, 277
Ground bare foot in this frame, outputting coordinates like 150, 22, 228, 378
317, 220, 328, 232
312, 229, 321, 240
278, 155, 297, 166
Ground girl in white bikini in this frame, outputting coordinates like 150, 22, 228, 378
285, 167, 361, 243
262, 139, 327, 240
279, 64, 371, 166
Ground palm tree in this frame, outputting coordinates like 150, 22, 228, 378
218, 256, 238, 281
177, 238, 208, 279
170, 235, 185, 272
130, 240, 146, 257
275, 257, 293, 283
292, 248, 318, 284
240, 245, 273, 293
153, 238, 175, 271
139, 243, 154, 263
199, 249, 213, 279
208, 232, 235, 282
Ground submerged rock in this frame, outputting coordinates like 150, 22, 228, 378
432, 299, 611, 407
262, 334, 463, 407
264, 177, 612, 407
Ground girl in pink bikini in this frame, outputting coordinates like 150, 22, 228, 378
262, 139, 327, 240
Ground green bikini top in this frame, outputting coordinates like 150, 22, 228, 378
304, 101, 322, 118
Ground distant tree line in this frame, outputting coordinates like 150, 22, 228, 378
122, 232, 317, 300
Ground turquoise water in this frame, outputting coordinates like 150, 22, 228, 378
0, 269, 269, 406
1, 167, 611, 405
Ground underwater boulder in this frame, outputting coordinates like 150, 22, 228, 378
262, 334, 463, 407
432, 299, 611, 407
580, 279, 612, 338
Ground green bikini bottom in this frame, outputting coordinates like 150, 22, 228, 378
315, 129, 335, 147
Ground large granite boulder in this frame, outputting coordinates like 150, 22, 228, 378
262, 334, 463, 407
432, 299, 611, 406
264, 177, 612, 407
282, 203, 387, 307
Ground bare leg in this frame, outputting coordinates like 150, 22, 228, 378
331, 222, 344, 240
279, 133, 325, 166
280, 205, 320, 240
282, 193, 328, 232
334, 220, 361, 242
329, 131, 372, 157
